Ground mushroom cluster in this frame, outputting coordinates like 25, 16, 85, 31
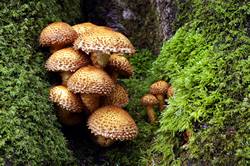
40, 22, 138, 147
141, 80, 174, 123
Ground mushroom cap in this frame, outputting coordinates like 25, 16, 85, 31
74, 26, 135, 54
167, 86, 174, 97
67, 66, 115, 95
107, 54, 133, 77
87, 106, 138, 141
141, 94, 158, 106
39, 22, 77, 48
72, 22, 98, 35
45, 47, 90, 72
49, 85, 83, 112
150, 80, 170, 95
103, 84, 129, 107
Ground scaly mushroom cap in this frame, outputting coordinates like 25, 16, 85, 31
45, 47, 90, 72
67, 66, 115, 95
72, 22, 98, 36
87, 106, 138, 141
150, 80, 170, 95
141, 94, 158, 106
107, 54, 133, 77
39, 22, 77, 48
74, 26, 135, 54
49, 85, 83, 112
103, 84, 129, 107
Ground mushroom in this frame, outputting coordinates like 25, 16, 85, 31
141, 94, 159, 124
167, 85, 174, 98
87, 106, 138, 147
39, 22, 77, 53
149, 80, 170, 111
49, 85, 83, 112
74, 26, 135, 68
105, 54, 133, 82
80, 94, 100, 114
67, 66, 115, 113
72, 22, 98, 36
45, 47, 90, 85
56, 106, 84, 126
102, 84, 129, 107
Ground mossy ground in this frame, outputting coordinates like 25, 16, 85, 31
141, 0, 250, 165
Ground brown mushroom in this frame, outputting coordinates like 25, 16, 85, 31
87, 106, 138, 147
150, 80, 170, 111
80, 94, 100, 114
102, 84, 129, 107
39, 22, 77, 53
49, 85, 83, 112
141, 94, 159, 124
72, 22, 98, 36
45, 47, 90, 85
67, 66, 115, 112
56, 107, 84, 126
74, 26, 135, 68
106, 54, 133, 82
167, 85, 174, 98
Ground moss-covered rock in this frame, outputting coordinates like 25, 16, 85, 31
142, 0, 250, 165
0, 0, 81, 165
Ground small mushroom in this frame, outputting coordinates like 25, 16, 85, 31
72, 22, 98, 36
87, 106, 138, 147
67, 66, 115, 112
49, 85, 83, 112
141, 94, 159, 124
167, 85, 174, 98
106, 54, 133, 82
74, 26, 135, 68
45, 47, 90, 85
150, 80, 170, 111
102, 84, 129, 107
39, 22, 77, 53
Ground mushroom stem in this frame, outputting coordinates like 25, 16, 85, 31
56, 107, 83, 126
60, 71, 73, 86
91, 52, 110, 68
156, 94, 165, 111
146, 105, 156, 124
93, 135, 115, 147
110, 71, 119, 83
80, 94, 100, 113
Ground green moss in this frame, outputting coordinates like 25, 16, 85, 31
0, 0, 80, 165
143, 0, 250, 165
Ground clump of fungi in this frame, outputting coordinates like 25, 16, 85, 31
141, 80, 174, 123
39, 22, 138, 147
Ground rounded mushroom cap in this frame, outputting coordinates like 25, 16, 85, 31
67, 66, 115, 95
45, 47, 90, 72
141, 94, 158, 106
87, 106, 138, 141
74, 26, 135, 54
107, 54, 133, 77
103, 84, 129, 107
39, 22, 77, 48
150, 80, 170, 95
72, 22, 98, 35
49, 85, 83, 112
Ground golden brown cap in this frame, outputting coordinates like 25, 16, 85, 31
107, 54, 133, 77
87, 106, 138, 141
150, 80, 170, 95
39, 22, 77, 48
49, 85, 83, 112
103, 84, 129, 107
45, 47, 90, 72
74, 26, 135, 54
141, 94, 158, 106
67, 66, 115, 95
72, 22, 98, 35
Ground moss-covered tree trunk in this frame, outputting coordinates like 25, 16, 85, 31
0, 0, 81, 165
